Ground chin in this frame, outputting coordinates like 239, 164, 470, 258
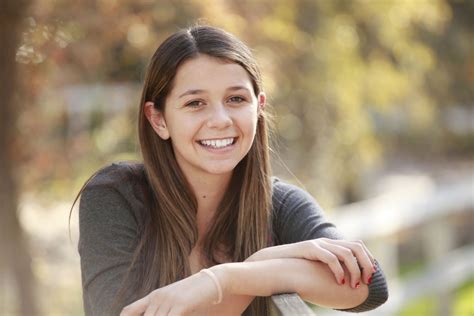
203, 163, 238, 176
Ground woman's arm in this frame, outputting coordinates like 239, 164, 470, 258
215, 258, 369, 310
248, 239, 377, 288
271, 179, 389, 312
121, 238, 387, 315
206, 238, 385, 315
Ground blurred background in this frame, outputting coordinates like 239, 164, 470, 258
0, 0, 472, 315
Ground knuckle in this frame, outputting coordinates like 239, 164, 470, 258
309, 241, 322, 254
341, 248, 353, 257
353, 244, 364, 253
328, 255, 340, 265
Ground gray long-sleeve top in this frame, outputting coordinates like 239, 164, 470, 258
79, 162, 388, 315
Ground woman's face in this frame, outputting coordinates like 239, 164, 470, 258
146, 54, 265, 180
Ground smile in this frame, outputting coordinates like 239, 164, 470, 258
197, 137, 237, 149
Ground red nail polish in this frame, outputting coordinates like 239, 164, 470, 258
368, 276, 372, 284
355, 282, 360, 289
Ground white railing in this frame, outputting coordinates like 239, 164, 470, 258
317, 173, 474, 316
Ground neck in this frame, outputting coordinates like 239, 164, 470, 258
191, 173, 231, 211
185, 171, 233, 241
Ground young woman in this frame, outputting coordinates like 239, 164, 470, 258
78, 25, 388, 316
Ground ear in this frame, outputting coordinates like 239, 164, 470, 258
144, 101, 170, 140
257, 92, 266, 115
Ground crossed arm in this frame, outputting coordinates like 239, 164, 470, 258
120, 238, 383, 316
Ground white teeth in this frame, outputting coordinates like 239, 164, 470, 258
199, 138, 234, 148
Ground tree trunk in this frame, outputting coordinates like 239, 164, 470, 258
0, 0, 38, 315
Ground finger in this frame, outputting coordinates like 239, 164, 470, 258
154, 305, 171, 316
144, 301, 160, 316
336, 240, 376, 284
309, 241, 345, 284
359, 241, 378, 282
120, 295, 150, 316
319, 242, 361, 289
359, 241, 377, 270
168, 307, 186, 316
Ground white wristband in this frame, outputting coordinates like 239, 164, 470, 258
201, 268, 223, 305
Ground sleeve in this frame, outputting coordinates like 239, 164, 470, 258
78, 167, 141, 316
271, 179, 389, 313
272, 179, 343, 244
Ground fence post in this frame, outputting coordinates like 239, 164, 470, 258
422, 218, 455, 316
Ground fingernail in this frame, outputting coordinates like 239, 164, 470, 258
355, 282, 360, 289
368, 276, 372, 284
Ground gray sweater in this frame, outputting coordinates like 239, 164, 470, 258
79, 162, 388, 315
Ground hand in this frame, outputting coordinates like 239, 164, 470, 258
120, 269, 221, 316
248, 238, 377, 289
303, 238, 376, 289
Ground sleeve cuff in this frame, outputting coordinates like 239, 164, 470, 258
335, 259, 389, 313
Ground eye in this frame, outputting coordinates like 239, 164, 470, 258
228, 96, 246, 104
185, 100, 205, 108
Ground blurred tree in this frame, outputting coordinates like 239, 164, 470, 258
0, 0, 39, 315
421, 0, 474, 155
222, 0, 457, 205
15, 0, 473, 205
16, 0, 203, 198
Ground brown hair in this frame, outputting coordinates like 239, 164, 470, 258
112, 25, 272, 315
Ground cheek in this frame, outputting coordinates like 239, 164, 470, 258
167, 116, 200, 140
239, 108, 259, 138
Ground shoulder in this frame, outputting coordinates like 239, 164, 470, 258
82, 161, 147, 201
79, 161, 149, 226
270, 177, 343, 243
84, 161, 146, 190
271, 177, 320, 210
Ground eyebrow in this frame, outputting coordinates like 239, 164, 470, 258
178, 85, 251, 99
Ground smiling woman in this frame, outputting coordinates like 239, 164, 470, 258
75, 25, 388, 316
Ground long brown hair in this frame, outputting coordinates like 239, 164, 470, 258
112, 25, 273, 315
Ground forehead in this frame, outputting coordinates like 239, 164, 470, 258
169, 54, 254, 97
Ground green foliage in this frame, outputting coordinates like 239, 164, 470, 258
14, 0, 473, 207
454, 279, 474, 316
398, 279, 474, 316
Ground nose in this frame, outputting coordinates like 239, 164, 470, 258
206, 104, 233, 129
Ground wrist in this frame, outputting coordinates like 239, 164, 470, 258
209, 263, 234, 297
200, 268, 224, 304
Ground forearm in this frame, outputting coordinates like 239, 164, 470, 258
202, 245, 302, 315
201, 245, 305, 316
204, 294, 254, 316
212, 258, 369, 310
246, 242, 304, 262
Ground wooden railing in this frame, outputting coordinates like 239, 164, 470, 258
270, 293, 316, 315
